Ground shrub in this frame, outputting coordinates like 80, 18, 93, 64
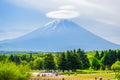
0, 62, 30, 80
111, 61, 120, 79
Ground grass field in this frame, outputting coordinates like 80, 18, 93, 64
30, 71, 115, 80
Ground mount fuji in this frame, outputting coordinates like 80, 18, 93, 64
0, 19, 120, 52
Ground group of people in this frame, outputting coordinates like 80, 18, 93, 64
36, 72, 59, 77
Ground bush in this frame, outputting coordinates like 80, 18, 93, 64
111, 61, 120, 79
111, 61, 120, 71
0, 62, 30, 80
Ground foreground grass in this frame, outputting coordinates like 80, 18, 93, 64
30, 73, 115, 80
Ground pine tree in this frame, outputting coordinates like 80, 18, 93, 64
58, 52, 67, 72
71, 53, 82, 72
99, 51, 104, 59
9, 54, 14, 62
117, 50, 120, 60
94, 51, 99, 59
66, 50, 72, 71
102, 49, 117, 69
77, 48, 90, 69
44, 54, 56, 71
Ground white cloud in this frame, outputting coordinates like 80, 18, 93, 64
107, 36, 120, 45
6, 0, 107, 11
46, 6, 80, 19
59, 5, 76, 10
46, 10, 79, 19
6, 0, 119, 12
6, 0, 120, 24
96, 19, 119, 27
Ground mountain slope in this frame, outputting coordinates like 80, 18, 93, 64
0, 19, 120, 51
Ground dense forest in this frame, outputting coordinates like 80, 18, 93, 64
0, 49, 120, 72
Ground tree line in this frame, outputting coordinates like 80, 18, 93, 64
92, 49, 120, 70
0, 49, 120, 72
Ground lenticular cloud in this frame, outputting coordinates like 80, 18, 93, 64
46, 6, 80, 19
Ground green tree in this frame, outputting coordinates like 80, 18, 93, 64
58, 52, 67, 72
21, 55, 27, 61
44, 54, 56, 70
9, 54, 14, 62
9, 55, 21, 64
71, 52, 82, 72
27, 53, 34, 62
102, 50, 117, 69
29, 61, 34, 69
94, 51, 99, 59
77, 48, 90, 69
66, 50, 83, 72
34, 57, 44, 70
66, 50, 73, 71
99, 51, 104, 59
92, 58, 100, 70
117, 50, 120, 61
0, 54, 7, 62
14, 56, 21, 64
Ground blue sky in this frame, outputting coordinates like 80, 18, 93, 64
0, 0, 120, 45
